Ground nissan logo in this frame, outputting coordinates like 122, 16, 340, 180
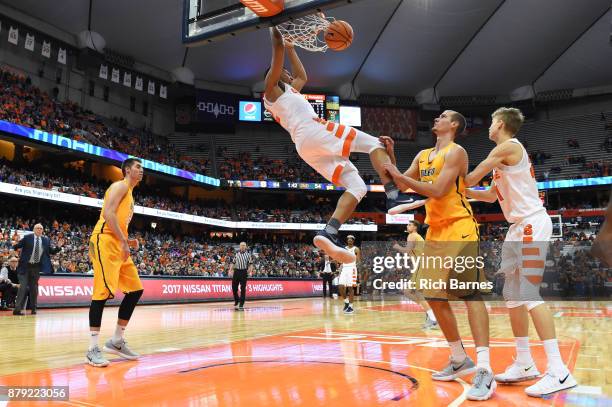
197, 101, 236, 118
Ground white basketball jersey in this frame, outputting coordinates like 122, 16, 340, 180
263, 83, 318, 143
342, 246, 358, 269
493, 139, 545, 223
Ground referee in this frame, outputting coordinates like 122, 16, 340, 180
229, 242, 253, 311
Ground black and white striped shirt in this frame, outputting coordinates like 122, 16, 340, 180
232, 250, 252, 270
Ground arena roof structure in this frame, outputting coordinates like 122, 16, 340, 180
3, 0, 611, 98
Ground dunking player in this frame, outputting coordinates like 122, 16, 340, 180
393, 220, 438, 329
86, 158, 144, 367
338, 235, 360, 314
383, 111, 495, 401
465, 107, 577, 397
264, 27, 407, 263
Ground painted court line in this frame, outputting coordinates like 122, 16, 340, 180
570, 385, 602, 395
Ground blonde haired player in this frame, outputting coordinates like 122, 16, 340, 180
393, 220, 438, 329
86, 158, 144, 367
264, 26, 410, 264
384, 110, 494, 401
465, 107, 577, 397
338, 235, 360, 314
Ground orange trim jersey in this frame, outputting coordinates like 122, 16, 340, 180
418, 143, 474, 227
92, 180, 134, 237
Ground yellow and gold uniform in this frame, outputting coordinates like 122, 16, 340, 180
89, 180, 143, 300
414, 142, 484, 299
407, 232, 425, 288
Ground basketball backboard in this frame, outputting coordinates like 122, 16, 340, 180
183, 0, 357, 46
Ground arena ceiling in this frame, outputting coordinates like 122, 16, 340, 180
3, 0, 611, 98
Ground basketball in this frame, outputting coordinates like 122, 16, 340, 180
324, 20, 353, 51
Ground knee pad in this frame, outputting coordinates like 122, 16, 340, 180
351, 130, 384, 155
525, 300, 545, 311
118, 289, 143, 321
89, 299, 107, 328
506, 300, 524, 309
340, 168, 367, 202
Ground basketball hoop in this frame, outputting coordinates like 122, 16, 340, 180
277, 14, 335, 52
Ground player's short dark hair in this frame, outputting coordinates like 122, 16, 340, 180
449, 111, 466, 136
121, 158, 142, 176
409, 220, 420, 228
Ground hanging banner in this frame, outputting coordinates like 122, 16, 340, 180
135, 76, 143, 91
99, 64, 108, 80
111, 68, 120, 83
123, 72, 132, 87
148, 80, 155, 95
8, 26, 18, 45
41, 41, 51, 58
24, 33, 35, 51
160, 85, 167, 99
57, 48, 66, 64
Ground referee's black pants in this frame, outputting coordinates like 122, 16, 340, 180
232, 269, 248, 307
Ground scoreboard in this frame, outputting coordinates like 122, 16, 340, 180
263, 93, 326, 122
303, 94, 325, 119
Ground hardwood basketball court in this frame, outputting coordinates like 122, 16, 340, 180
0, 298, 609, 406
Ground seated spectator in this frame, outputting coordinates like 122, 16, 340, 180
0, 256, 19, 309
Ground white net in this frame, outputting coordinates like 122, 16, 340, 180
277, 14, 335, 52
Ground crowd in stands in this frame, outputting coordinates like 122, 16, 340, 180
0, 206, 608, 300
529, 150, 551, 165
0, 213, 322, 279
217, 149, 378, 184
0, 69, 209, 175
360, 107, 417, 141
0, 159, 371, 224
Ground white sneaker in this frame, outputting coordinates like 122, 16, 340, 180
495, 360, 541, 383
525, 370, 577, 397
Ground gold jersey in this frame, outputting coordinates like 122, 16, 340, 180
418, 142, 474, 227
92, 180, 134, 237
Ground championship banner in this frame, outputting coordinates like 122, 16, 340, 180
37, 276, 323, 307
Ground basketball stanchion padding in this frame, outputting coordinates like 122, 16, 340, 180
240, 0, 285, 17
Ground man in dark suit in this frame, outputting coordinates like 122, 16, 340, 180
12, 224, 62, 315
319, 253, 336, 299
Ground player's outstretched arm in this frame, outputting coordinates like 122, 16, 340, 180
384, 147, 466, 198
464, 142, 519, 187
265, 27, 285, 99
466, 185, 498, 203
285, 42, 307, 92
